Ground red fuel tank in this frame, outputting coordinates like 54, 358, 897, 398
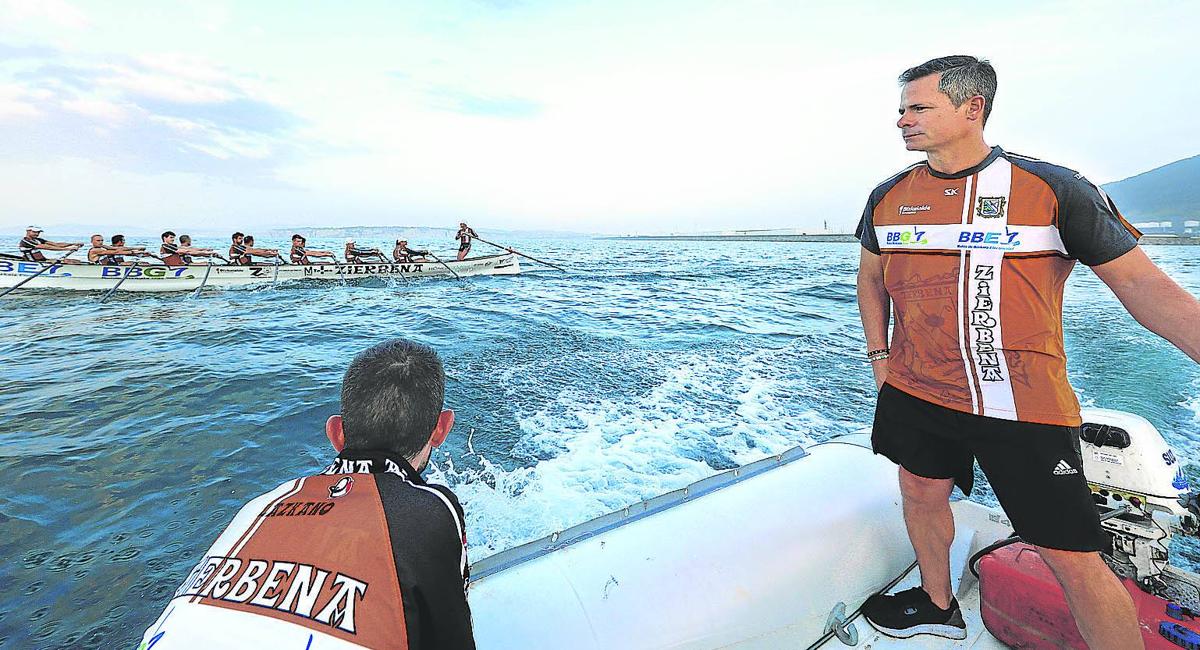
978, 542, 1196, 648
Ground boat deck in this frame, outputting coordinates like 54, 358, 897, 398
810, 498, 1010, 649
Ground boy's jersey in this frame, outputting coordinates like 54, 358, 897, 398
857, 147, 1140, 426
138, 451, 474, 649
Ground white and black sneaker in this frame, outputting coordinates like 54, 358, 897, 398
861, 586, 967, 640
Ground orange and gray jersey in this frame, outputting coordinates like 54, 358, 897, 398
139, 451, 475, 649
856, 146, 1140, 426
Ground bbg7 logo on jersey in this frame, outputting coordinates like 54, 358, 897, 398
958, 228, 1021, 249
885, 228, 928, 246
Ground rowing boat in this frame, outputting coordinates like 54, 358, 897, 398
0, 252, 520, 293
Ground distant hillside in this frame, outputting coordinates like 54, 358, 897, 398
1102, 154, 1200, 221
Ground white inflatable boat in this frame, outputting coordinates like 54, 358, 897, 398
468, 409, 1200, 648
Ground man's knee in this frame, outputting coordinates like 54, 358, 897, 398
899, 467, 955, 506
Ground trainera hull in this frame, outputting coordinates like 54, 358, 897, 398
0, 253, 520, 292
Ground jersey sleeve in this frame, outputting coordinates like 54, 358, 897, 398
380, 478, 476, 650
411, 485, 475, 650
1055, 177, 1140, 266
856, 195, 881, 255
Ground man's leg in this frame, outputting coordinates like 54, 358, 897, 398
1037, 547, 1144, 650
899, 468, 956, 609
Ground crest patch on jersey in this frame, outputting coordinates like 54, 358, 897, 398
976, 196, 1007, 219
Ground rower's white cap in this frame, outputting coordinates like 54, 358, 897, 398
26, 225, 43, 232
345, 237, 355, 243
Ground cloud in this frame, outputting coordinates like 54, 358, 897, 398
428, 88, 543, 119
0, 41, 58, 60
0, 48, 303, 184
1, 0, 90, 30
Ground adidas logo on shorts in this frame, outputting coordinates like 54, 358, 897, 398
1052, 460, 1079, 476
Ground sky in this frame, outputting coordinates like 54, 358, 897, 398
1, 0, 1198, 235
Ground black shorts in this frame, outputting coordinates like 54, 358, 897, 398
872, 383, 1106, 552
459, 242, 471, 251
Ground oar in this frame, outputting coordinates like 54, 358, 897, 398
272, 255, 284, 286
100, 253, 149, 303
425, 251, 461, 281
0, 247, 81, 298
190, 261, 214, 299
474, 236, 566, 272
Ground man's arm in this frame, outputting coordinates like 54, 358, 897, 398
41, 240, 82, 251
857, 247, 891, 389
1091, 246, 1200, 363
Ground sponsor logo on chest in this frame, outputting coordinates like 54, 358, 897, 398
898, 204, 931, 216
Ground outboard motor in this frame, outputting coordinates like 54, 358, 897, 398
978, 408, 1200, 649
1081, 409, 1200, 607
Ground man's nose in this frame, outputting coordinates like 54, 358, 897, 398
897, 110, 913, 129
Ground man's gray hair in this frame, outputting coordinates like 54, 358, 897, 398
899, 55, 997, 125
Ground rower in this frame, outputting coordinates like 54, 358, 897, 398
242, 235, 280, 264
178, 235, 218, 265
393, 239, 430, 263
454, 222, 478, 261
290, 234, 337, 265
345, 237, 385, 263
87, 234, 143, 264
160, 231, 185, 265
229, 232, 251, 265
20, 225, 84, 264
106, 235, 137, 265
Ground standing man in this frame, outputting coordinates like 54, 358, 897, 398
138, 339, 476, 649
19, 226, 83, 263
856, 55, 1200, 648
455, 223, 478, 261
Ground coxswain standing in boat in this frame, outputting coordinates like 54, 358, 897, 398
19, 226, 83, 264
86, 234, 143, 264
177, 235, 218, 265
394, 239, 429, 263
454, 223, 477, 261
290, 234, 337, 264
345, 237, 386, 263
138, 339, 477, 650
855, 55, 1200, 649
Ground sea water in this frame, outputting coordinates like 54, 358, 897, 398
0, 237, 1197, 648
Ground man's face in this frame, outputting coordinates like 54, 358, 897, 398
164, 234, 175, 244
292, 237, 302, 245
896, 74, 974, 152
91, 235, 103, 247
27, 229, 40, 238
233, 235, 243, 244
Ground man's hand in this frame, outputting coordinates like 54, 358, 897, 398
871, 358, 888, 390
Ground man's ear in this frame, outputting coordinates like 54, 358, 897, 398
965, 95, 987, 122
430, 409, 455, 448
326, 415, 345, 453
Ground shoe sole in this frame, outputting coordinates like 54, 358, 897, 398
866, 620, 968, 640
